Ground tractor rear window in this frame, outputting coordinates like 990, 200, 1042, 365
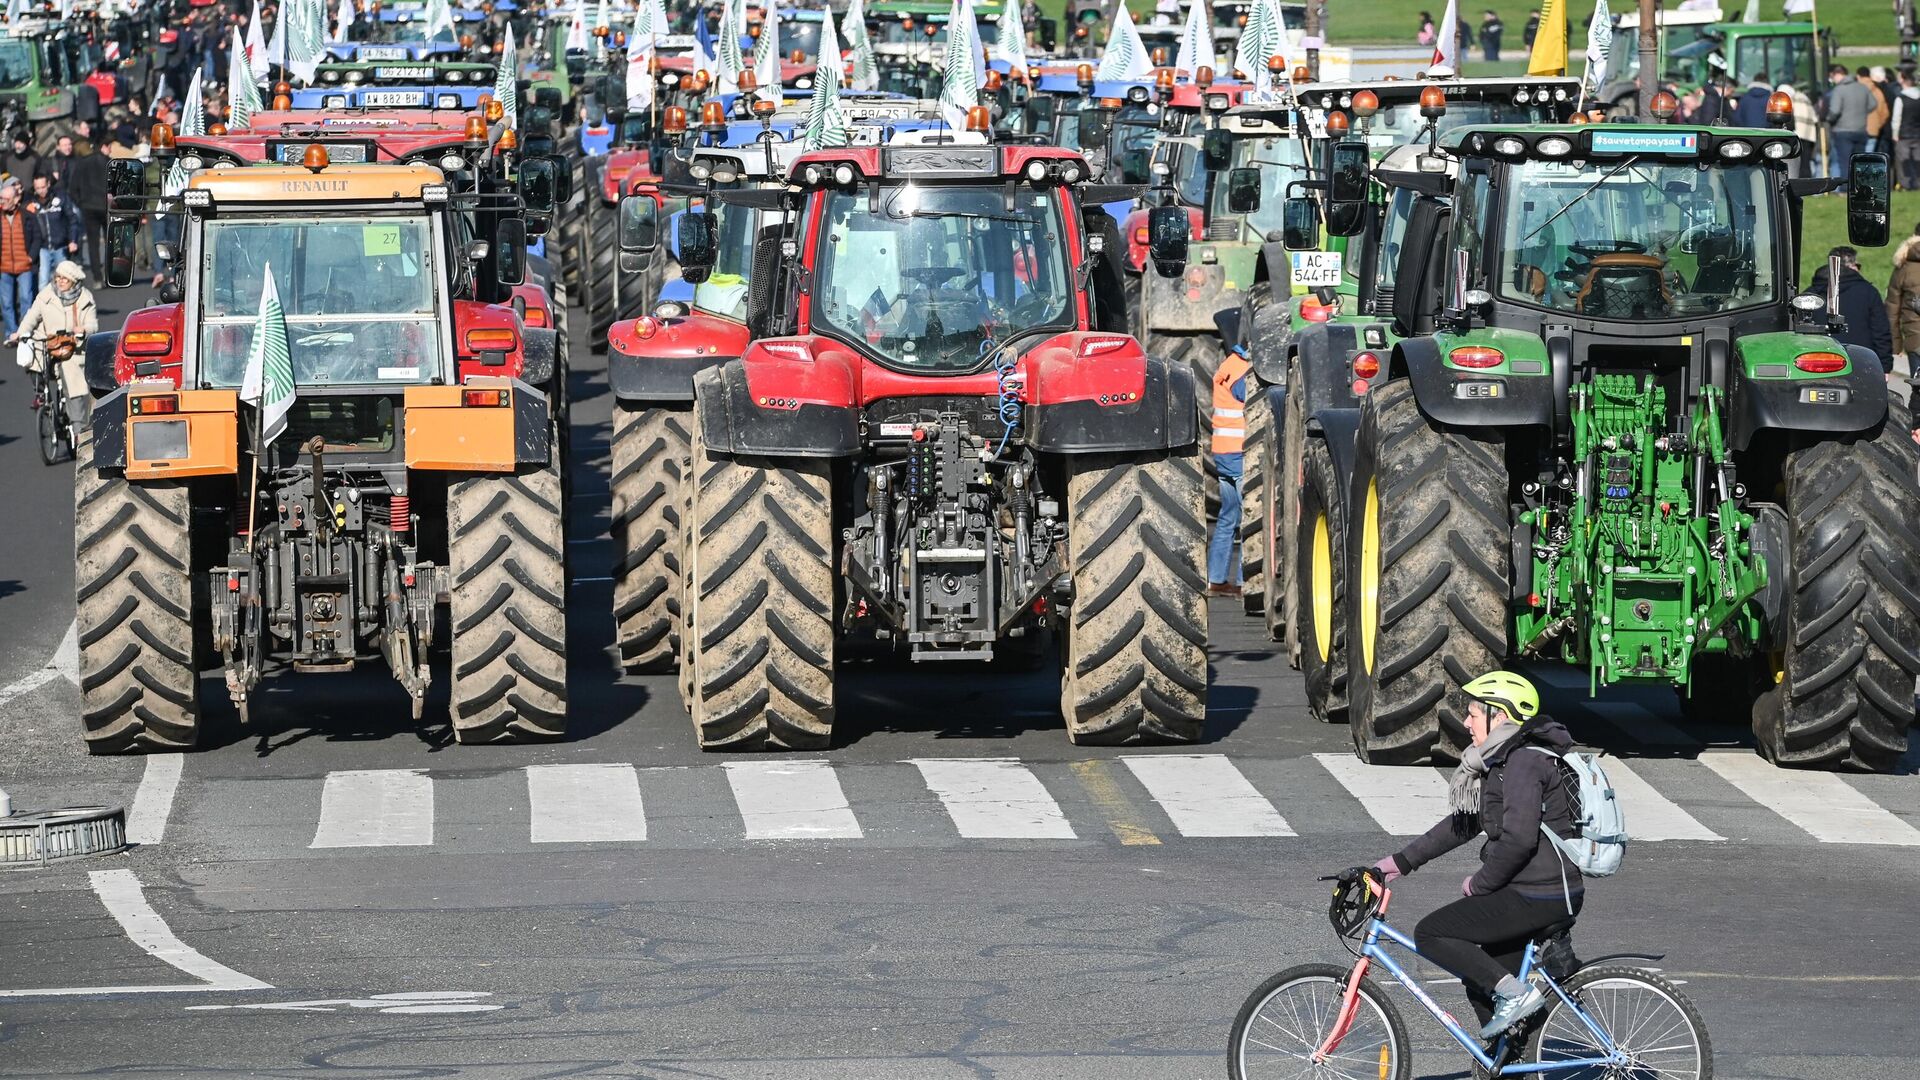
812, 184, 1072, 373
0, 41, 34, 90
1493, 159, 1777, 319
195, 216, 445, 388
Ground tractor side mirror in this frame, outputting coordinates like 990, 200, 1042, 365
1282, 196, 1320, 252
1147, 204, 1188, 278
518, 155, 558, 214
679, 209, 717, 284
1202, 126, 1231, 169
106, 218, 137, 288
1847, 152, 1891, 249
523, 132, 557, 157
494, 217, 526, 285
618, 195, 659, 272
107, 156, 145, 210
550, 154, 574, 205
1226, 167, 1261, 214
1326, 141, 1370, 237
1079, 106, 1114, 151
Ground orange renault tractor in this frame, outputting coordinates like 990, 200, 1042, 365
74, 126, 570, 751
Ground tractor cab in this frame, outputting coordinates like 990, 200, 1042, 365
1295, 76, 1582, 160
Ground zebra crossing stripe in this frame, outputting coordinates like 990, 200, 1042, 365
310, 770, 433, 848
1701, 753, 1920, 846
1598, 759, 1722, 842
1121, 755, 1295, 837
723, 761, 863, 839
1312, 753, 1451, 836
526, 764, 648, 843
911, 759, 1076, 839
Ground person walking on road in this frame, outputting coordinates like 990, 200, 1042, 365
1368, 671, 1584, 1040
65, 126, 109, 284
1208, 341, 1252, 599
27, 172, 81, 287
1824, 64, 1877, 178
9, 260, 96, 428
1811, 246, 1894, 372
1886, 225, 1920, 396
1478, 10, 1503, 63
0, 179, 44, 338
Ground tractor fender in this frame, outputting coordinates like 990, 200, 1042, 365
1244, 287, 1295, 386
1307, 406, 1363, 497
89, 385, 129, 470
84, 330, 120, 395
607, 313, 749, 404
1726, 343, 1889, 452
1292, 321, 1366, 417
520, 326, 558, 387
1025, 346, 1197, 453
693, 362, 861, 458
1398, 336, 1555, 429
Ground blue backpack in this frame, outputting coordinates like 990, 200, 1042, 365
1527, 746, 1628, 879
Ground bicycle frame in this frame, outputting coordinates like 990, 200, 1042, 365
1313, 885, 1630, 1075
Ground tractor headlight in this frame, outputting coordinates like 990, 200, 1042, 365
797, 76, 812, 89
346, 70, 365, 83
1762, 139, 1794, 159
801, 163, 824, 184
440, 152, 467, 172
1024, 159, 1049, 183
1719, 139, 1754, 160
1493, 136, 1527, 158
832, 162, 857, 185
1059, 161, 1084, 183
1554, 88, 1569, 101
179, 154, 205, 172
689, 162, 712, 180
322, 69, 341, 83
661, 72, 679, 87
1514, 89, 1530, 104
1791, 293, 1826, 312
436, 93, 461, 108
326, 95, 348, 108
1535, 136, 1572, 157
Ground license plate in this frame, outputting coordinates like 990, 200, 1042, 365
375, 65, 435, 80
362, 90, 426, 105
846, 104, 914, 120
1289, 250, 1342, 287
359, 47, 408, 60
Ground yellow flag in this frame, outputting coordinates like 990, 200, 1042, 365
1528, 0, 1569, 76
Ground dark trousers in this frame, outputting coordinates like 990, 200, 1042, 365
1831, 130, 1869, 177
80, 209, 105, 279
1415, 887, 1582, 1022
1897, 137, 1920, 190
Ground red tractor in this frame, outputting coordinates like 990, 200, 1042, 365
664, 138, 1208, 749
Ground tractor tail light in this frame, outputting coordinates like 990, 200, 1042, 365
1351, 351, 1381, 380
464, 327, 518, 353
1299, 297, 1332, 323
124, 330, 174, 356
1078, 335, 1132, 357
1450, 346, 1503, 369
1133, 225, 1149, 245
462, 388, 507, 407
132, 394, 179, 414
1793, 351, 1847, 374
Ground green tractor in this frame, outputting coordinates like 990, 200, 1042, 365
1599, 6, 1832, 114
0, 18, 107, 154
1302, 122, 1920, 771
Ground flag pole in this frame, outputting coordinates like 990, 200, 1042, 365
245, 394, 262, 552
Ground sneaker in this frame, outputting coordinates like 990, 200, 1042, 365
1206, 583, 1243, 599
1477, 978, 1548, 1040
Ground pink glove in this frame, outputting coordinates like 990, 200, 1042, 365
1461, 876, 1476, 897
1372, 857, 1402, 883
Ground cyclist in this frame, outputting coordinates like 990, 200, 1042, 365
1366, 670, 1583, 1041
10, 260, 97, 428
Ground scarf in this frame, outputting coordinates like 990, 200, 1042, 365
1447, 719, 1522, 816
55, 282, 81, 304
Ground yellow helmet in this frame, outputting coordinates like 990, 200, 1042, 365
1461, 670, 1539, 724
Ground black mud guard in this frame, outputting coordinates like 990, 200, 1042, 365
610, 346, 732, 404
1293, 321, 1365, 417
520, 326, 558, 387
512, 377, 554, 465
1245, 291, 1295, 387
83, 330, 120, 394
1026, 351, 1198, 453
1308, 406, 1363, 496
1726, 344, 1890, 452
89, 386, 128, 470
1399, 337, 1555, 429
693, 364, 861, 458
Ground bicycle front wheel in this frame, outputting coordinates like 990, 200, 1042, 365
1229, 962, 1411, 1080
1532, 965, 1712, 1079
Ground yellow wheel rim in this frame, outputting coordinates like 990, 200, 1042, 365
1359, 478, 1381, 675
1311, 511, 1333, 664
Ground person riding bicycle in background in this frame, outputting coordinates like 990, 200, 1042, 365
11, 260, 98, 427
1368, 670, 1583, 1041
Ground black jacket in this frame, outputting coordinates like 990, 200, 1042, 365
1391, 719, 1584, 901
1811, 264, 1895, 366
65, 150, 108, 215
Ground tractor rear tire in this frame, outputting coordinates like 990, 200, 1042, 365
1149, 330, 1221, 519
1344, 380, 1510, 765
74, 432, 200, 754
1297, 435, 1347, 722
448, 465, 569, 742
683, 409, 836, 749
1062, 442, 1209, 744
1238, 381, 1270, 617
610, 404, 689, 673
1272, 359, 1307, 653
1754, 400, 1920, 771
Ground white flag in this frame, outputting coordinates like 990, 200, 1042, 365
492, 24, 519, 126
334, 0, 353, 39
228, 26, 264, 127
1097, 2, 1152, 82
843, 0, 879, 92
995, 0, 1028, 73
287, 0, 326, 84
1782, 0, 1814, 13
247, 0, 271, 82
423, 0, 456, 41
267, 9, 286, 69
937, 0, 983, 129
239, 266, 296, 449
751, 2, 781, 105
1742, 0, 1762, 20
1428, 0, 1459, 76
1584, 0, 1612, 97
179, 68, 206, 135
565, 0, 589, 51
1172, 0, 1215, 77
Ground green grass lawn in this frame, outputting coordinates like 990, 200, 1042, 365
1801, 188, 1920, 288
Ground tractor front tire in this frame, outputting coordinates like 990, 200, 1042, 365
1239, 381, 1271, 618
1755, 401, 1920, 771
610, 405, 689, 673
1344, 380, 1510, 764
1062, 443, 1209, 744
683, 410, 836, 749
74, 432, 200, 753
1296, 435, 1347, 722
448, 465, 569, 742
1273, 359, 1307, 653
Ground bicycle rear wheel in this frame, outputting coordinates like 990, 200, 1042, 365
1229, 962, 1411, 1080
1532, 965, 1711, 1079
35, 371, 64, 466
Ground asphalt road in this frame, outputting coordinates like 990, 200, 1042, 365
1, 284, 1917, 1079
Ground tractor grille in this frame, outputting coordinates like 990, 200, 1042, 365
1206, 219, 1241, 241
0, 807, 126, 869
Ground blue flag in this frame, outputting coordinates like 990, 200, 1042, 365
694, 6, 717, 68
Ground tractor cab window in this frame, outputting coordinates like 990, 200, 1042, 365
812, 184, 1072, 372
1371, 185, 1421, 300
1363, 98, 1562, 153
0, 40, 34, 90
196, 216, 444, 387
691, 202, 772, 323
1210, 134, 1307, 238
781, 20, 823, 62
1494, 159, 1776, 319
1733, 34, 1821, 92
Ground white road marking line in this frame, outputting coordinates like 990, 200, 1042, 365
0, 870, 270, 997
723, 761, 863, 839
1120, 755, 1295, 837
1601, 759, 1722, 842
309, 770, 434, 848
911, 758, 1076, 839
126, 755, 184, 846
0, 619, 77, 707
1313, 753, 1451, 836
1701, 754, 1920, 846
526, 764, 648, 843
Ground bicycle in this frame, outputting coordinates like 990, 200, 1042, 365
1228, 869, 1711, 1079
26, 337, 75, 466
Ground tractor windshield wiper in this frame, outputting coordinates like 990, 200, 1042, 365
1521, 154, 1639, 247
